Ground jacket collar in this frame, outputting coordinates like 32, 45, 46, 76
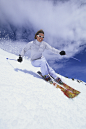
35, 39, 42, 45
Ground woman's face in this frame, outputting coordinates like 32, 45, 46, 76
36, 33, 44, 42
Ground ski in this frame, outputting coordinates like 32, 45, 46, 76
37, 71, 80, 98
58, 82, 80, 95
51, 77, 80, 95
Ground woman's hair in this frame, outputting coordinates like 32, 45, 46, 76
34, 29, 44, 39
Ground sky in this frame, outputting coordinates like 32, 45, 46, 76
0, 0, 86, 82
0, 48, 86, 129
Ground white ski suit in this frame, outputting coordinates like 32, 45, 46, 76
21, 39, 60, 79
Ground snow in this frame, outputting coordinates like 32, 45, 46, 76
0, 48, 86, 129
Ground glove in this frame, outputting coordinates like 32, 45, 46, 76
59, 51, 66, 55
17, 55, 23, 62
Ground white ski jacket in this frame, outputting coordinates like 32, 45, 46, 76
21, 40, 60, 61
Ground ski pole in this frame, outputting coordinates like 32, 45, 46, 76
6, 58, 15, 68
71, 57, 81, 62
6, 58, 17, 61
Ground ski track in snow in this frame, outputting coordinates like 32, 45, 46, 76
0, 48, 86, 129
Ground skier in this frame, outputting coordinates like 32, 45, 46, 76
17, 29, 66, 82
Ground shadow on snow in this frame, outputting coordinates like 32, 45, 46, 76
14, 68, 42, 79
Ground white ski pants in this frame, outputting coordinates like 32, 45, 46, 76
31, 57, 57, 79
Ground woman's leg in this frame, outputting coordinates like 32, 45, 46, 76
31, 57, 49, 76
31, 57, 57, 79
45, 61, 57, 79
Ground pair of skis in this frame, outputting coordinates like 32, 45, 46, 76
37, 71, 80, 98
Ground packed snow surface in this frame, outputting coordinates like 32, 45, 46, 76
0, 48, 86, 129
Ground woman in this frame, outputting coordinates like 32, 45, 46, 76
17, 29, 66, 82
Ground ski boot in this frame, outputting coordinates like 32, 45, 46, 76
43, 75, 53, 84
55, 77, 63, 84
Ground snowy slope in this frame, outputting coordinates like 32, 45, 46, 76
0, 48, 86, 129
